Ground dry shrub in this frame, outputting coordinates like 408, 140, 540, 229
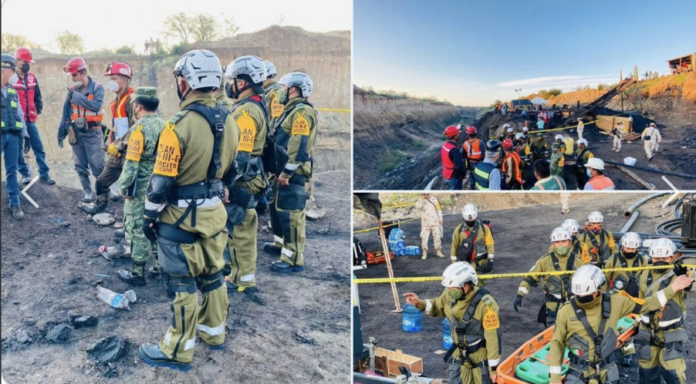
681, 73, 696, 102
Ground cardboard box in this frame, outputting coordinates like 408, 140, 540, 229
374, 348, 423, 377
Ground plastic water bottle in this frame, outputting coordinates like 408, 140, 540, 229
402, 304, 423, 332
97, 286, 137, 311
442, 318, 453, 350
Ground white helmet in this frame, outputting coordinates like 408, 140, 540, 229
441, 262, 478, 288
561, 219, 580, 235
515, 133, 525, 140
263, 60, 276, 78
588, 211, 604, 223
278, 72, 313, 98
620, 232, 642, 249
503, 123, 511, 129
461, 204, 478, 221
577, 139, 588, 147
649, 238, 677, 259
571, 264, 606, 296
225, 55, 267, 85
507, 127, 513, 133
522, 127, 529, 132
587, 158, 604, 171
173, 50, 222, 90
550, 227, 572, 242
555, 134, 564, 141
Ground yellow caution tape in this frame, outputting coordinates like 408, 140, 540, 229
489, 120, 599, 139
354, 202, 417, 214
316, 108, 351, 113
353, 217, 420, 234
353, 264, 696, 284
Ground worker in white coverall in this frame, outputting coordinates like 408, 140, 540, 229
576, 118, 584, 141
641, 122, 662, 161
416, 193, 444, 260
612, 121, 626, 152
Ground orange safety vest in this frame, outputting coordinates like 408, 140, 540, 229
108, 87, 134, 142
441, 141, 457, 179
502, 152, 523, 185
463, 138, 484, 161
70, 83, 104, 126
586, 175, 615, 190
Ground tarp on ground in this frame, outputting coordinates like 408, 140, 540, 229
530, 97, 549, 105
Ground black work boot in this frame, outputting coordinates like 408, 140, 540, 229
82, 199, 107, 214
10, 206, 24, 220
118, 263, 146, 286
139, 343, 191, 372
262, 242, 282, 256
148, 265, 165, 280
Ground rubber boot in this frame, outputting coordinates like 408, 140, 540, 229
82, 199, 107, 214
436, 248, 445, 258
139, 343, 191, 372
79, 176, 93, 202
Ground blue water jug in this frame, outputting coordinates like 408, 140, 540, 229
396, 240, 405, 250
397, 248, 406, 256
389, 228, 404, 241
388, 239, 398, 252
442, 318, 453, 350
402, 304, 423, 332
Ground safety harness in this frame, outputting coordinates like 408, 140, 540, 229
262, 100, 313, 176
585, 230, 610, 265
611, 252, 644, 296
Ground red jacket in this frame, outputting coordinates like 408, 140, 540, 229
12, 72, 43, 123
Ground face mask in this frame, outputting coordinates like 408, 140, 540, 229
591, 227, 601, 234
447, 288, 463, 301
555, 246, 571, 256
73, 80, 83, 87
8, 73, 19, 84
623, 251, 638, 259
21, 63, 30, 73
653, 261, 670, 267
108, 80, 120, 92
465, 220, 476, 227
586, 168, 592, 178
576, 294, 596, 304
224, 82, 234, 99
278, 88, 289, 105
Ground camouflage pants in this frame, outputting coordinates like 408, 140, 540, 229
124, 191, 157, 265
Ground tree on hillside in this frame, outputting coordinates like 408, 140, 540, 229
115, 45, 135, 54
163, 13, 239, 44
1, 33, 40, 53
163, 13, 192, 43
55, 31, 85, 55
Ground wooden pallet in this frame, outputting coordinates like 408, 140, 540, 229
623, 132, 641, 141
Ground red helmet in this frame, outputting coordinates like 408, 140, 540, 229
466, 126, 477, 135
503, 139, 514, 149
63, 57, 87, 75
104, 62, 132, 78
14, 47, 34, 63
444, 125, 460, 138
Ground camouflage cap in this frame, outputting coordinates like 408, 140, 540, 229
131, 87, 159, 102
551, 143, 560, 149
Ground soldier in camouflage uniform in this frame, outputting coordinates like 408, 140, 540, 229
115, 87, 166, 286
550, 142, 565, 178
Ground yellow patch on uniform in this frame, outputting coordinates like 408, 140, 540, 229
482, 307, 500, 330
236, 110, 257, 153
270, 93, 284, 118
125, 125, 144, 162
292, 112, 310, 136
581, 251, 591, 264
153, 122, 181, 177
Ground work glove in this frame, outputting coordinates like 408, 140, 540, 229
23, 138, 31, 154
107, 143, 121, 158
513, 294, 523, 312
477, 260, 494, 273
142, 217, 158, 243
57, 138, 64, 149
674, 263, 688, 277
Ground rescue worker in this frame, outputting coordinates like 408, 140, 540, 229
530, 132, 548, 162
415, 193, 444, 260
549, 264, 683, 384
575, 139, 594, 189
576, 117, 584, 141
516, 133, 534, 188
499, 123, 514, 142
554, 134, 566, 154
636, 238, 695, 384
441, 125, 466, 190
641, 122, 662, 161
501, 139, 522, 190
222, 55, 269, 292
521, 126, 529, 141
462, 126, 484, 190
262, 72, 317, 274
2, 54, 30, 220
83, 62, 135, 214
547, 219, 591, 264
115, 87, 166, 285
451, 204, 494, 274
13, 47, 55, 185
579, 211, 617, 267
603, 231, 647, 365
611, 121, 625, 152
550, 143, 565, 178
138, 49, 238, 370
513, 227, 586, 327
404, 262, 501, 384
57, 57, 105, 202
474, 140, 502, 191
262, 60, 283, 127
213, 70, 233, 111
531, 159, 566, 190
584, 158, 615, 191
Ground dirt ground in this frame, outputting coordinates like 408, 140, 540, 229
1, 170, 351, 384
353, 193, 695, 382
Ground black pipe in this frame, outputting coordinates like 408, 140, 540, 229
604, 160, 696, 179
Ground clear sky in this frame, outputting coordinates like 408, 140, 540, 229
354, 0, 696, 106
1, 0, 352, 52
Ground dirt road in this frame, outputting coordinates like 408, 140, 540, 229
354, 193, 695, 382
1, 170, 351, 384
